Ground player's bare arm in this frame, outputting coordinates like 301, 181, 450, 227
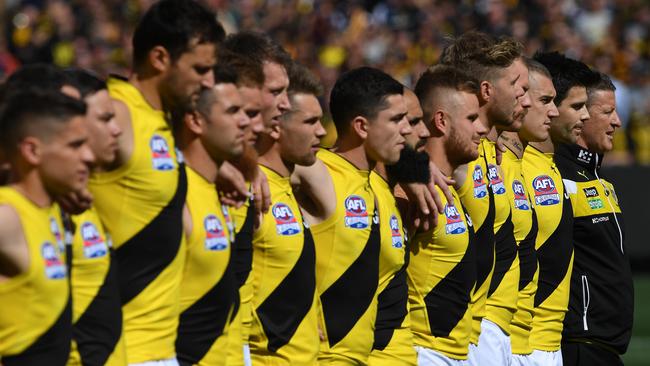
0, 204, 29, 280
292, 157, 335, 225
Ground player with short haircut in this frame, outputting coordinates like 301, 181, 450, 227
523, 51, 598, 366
441, 32, 530, 366
556, 72, 633, 366
407, 64, 487, 365
498, 59, 559, 366
62, 68, 127, 366
0, 91, 93, 365
173, 65, 249, 366
87, 1, 224, 364
291, 66, 411, 365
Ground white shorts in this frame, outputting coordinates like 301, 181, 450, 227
529, 349, 562, 366
129, 358, 179, 366
512, 353, 535, 366
243, 343, 252, 366
415, 346, 469, 366
476, 319, 512, 366
467, 343, 479, 366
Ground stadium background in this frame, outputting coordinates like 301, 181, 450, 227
0, 0, 648, 364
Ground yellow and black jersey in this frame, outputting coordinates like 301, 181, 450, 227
313, 149, 380, 365
368, 171, 416, 366
555, 144, 633, 354
501, 148, 538, 355
0, 187, 71, 365
176, 166, 238, 365
483, 140, 519, 335
456, 139, 495, 345
408, 186, 476, 360
68, 206, 126, 366
248, 165, 319, 365
88, 77, 187, 364
522, 145, 574, 352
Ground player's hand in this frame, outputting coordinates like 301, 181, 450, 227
216, 161, 250, 208
251, 167, 271, 229
57, 188, 93, 215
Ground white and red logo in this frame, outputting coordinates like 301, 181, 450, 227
204, 214, 228, 251
272, 203, 301, 236
150, 135, 175, 171
445, 204, 466, 235
487, 164, 506, 195
81, 222, 107, 258
512, 180, 530, 210
389, 215, 403, 248
532, 175, 560, 206
42, 242, 66, 279
473, 165, 488, 199
344, 195, 369, 229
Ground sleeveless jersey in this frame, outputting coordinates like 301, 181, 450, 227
484, 140, 519, 335
248, 165, 319, 365
408, 186, 476, 360
176, 166, 238, 366
0, 187, 71, 365
88, 77, 187, 363
68, 206, 126, 366
521, 145, 574, 351
313, 149, 381, 365
368, 171, 416, 366
456, 139, 495, 345
501, 148, 538, 355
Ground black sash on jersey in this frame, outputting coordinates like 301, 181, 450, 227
518, 209, 538, 291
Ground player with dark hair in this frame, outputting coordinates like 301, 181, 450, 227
441, 32, 530, 366
408, 64, 488, 365
498, 58, 559, 366
556, 71, 633, 366
0, 90, 93, 365
87, 1, 224, 364
62, 68, 126, 366
523, 51, 599, 366
291, 66, 411, 365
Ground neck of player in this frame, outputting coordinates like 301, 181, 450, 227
8, 168, 54, 207
258, 142, 294, 178
499, 131, 526, 159
335, 137, 375, 171
425, 138, 455, 177
129, 74, 163, 111
182, 138, 221, 183
529, 138, 555, 154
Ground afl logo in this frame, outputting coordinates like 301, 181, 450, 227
444, 204, 466, 235
42, 242, 66, 279
532, 175, 560, 206
512, 180, 530, 210
150, 134, 175, 171
472, 165, 488, 199
204, 214, 228, 251
81, 222, 107, 258
487, 164, 506, 195
389, 215, 403, 248
344, 195, 369, 229
272, 203, 301, 236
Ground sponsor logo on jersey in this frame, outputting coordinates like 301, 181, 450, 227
445, 204, 466, 235
592, 216, 610, 224
150, 134, 175, 171
344, 195, 369, 229
204, 214, 229, 251
532, 175, 560, 206
487, 164, 506, 195
472, 165, 488, 198
80, 222, 107, 258
272, 203, 301, 236
578, 149, 593, 164
583, 186, 599, 198
389, 214, 403, 248
512, 180, 530, 210
42, 242, 66, 279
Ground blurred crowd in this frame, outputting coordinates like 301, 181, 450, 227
2, 0, 650, 164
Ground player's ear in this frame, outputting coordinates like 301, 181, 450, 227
351, 116, 369, 140
19, 136, 42, 165
185, 111, 204, 135
480, 80, 492, 103
149, 46, 171, 73
432, 109, 447, 136
269, 121, 281, 141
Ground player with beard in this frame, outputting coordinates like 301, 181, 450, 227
62, 69, 127, 366
522, 52, 598, 366
556, 72, 633, 366
86, 1, 224, 364
407, 64, 487, 365
0, 91, 94, 365
440, 32, 529, 366
366, 87, 429, 366
174, 66, 249, 365
498, 59, 559, 366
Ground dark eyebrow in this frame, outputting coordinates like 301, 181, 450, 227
391, 112, 407, 121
